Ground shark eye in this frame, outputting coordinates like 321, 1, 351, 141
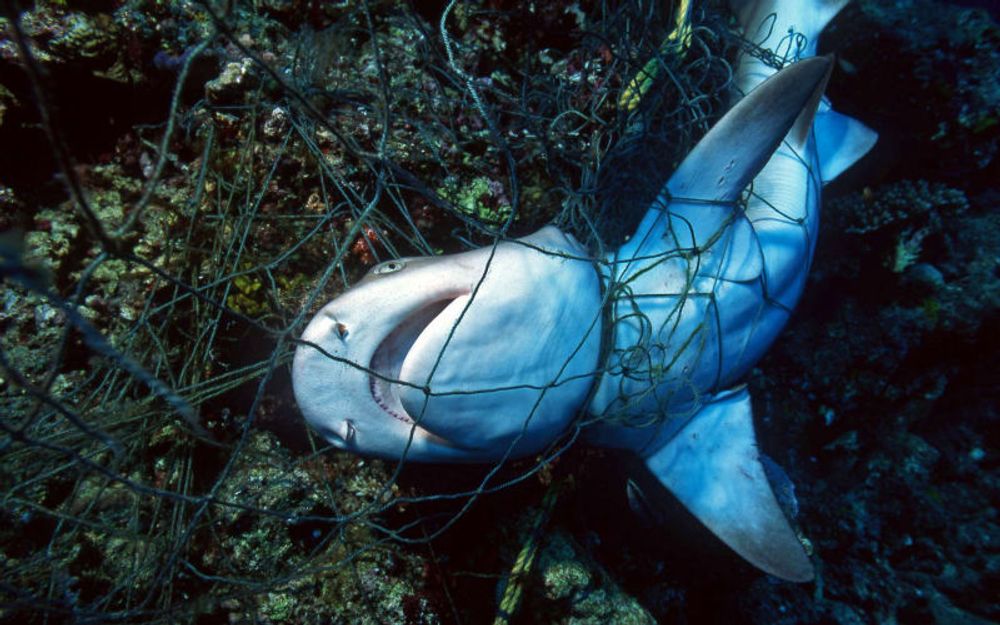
372, 260, 405, 275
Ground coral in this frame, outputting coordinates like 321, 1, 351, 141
438, 175, 512, 225
831, 179, 968, 236
46, 12, 118, 64
23, 208, 81, 275
205, 59, 260, 105
203, 431, 442, 624
543, 555, 591, 601
820, 179, 969, 285
890, 227, 929, 273
521, 530, 655, 624
227, 272, 266, 317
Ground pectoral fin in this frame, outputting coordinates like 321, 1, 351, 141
642, 387, 814, 581
666, 56, 833, 205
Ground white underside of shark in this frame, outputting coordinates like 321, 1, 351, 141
292, 0, 877, 582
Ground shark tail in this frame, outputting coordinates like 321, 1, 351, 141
642, 386, 814, 582
731, 0, 851, 57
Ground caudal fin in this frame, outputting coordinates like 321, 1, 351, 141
731, 0, 851, 55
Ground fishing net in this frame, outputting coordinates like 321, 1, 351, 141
0, 0, 757, 621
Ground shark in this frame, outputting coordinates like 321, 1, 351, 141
292, 0, 876, 582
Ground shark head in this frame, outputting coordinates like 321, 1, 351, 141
292, 226, 603, 462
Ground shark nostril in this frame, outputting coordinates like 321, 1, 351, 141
319, 311, 349, 339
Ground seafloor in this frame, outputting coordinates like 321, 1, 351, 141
0, 1, 997, 624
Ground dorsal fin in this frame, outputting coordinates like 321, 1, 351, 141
643, 387, 814, 582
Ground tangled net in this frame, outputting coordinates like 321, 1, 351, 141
0, 0, 753, 622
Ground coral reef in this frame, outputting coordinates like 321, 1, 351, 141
1, 0, 998, 624
200, 431, 444, 624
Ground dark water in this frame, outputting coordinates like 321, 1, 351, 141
948, 0, 1000, 18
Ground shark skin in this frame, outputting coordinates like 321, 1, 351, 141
292, 1, 877, 583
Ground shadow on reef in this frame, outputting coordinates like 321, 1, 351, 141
822, 0, 1000, 191
385, 448, 771, 624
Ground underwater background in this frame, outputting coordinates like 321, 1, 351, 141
0, 0, 997, 623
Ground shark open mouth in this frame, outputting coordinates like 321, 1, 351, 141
369, 297, 460, 426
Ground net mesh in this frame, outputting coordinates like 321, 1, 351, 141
0, 0, 763, 621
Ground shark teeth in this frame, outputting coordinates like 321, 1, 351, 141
368, 298, 456, 427
369, 376, 412, 424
